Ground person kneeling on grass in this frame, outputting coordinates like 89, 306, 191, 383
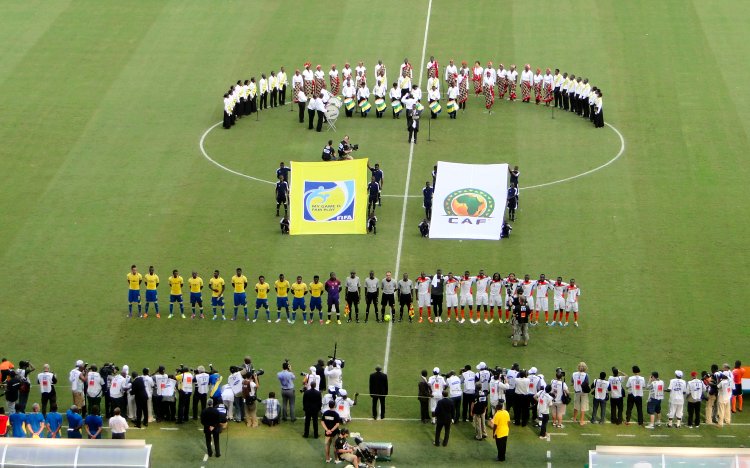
367, 213, 377, 234
335, 428, 360, 467
418, 219, 429, 237
261, 392, 280, 426
280, 216, 290, 234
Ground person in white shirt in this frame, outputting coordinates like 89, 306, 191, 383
325, 360, 343, 391
302, 62, 313, 98
503, 273, 519, 324
356, 82, 370, 118
518, 275, 537, 324
608, 367, 627, 425
444, 59, 457, 85
474, 271, 490, 323
109, 368, 130, 418
458, 272, 475, 322
296, 89, 307, 124
304, 366, 321, 391
194, 366, 210, 421
506, 65, 518, 101
488, 273, 504, 323
446, 82, 458, 119
489, 370, 510, 417
513, 370, 531, 426
446, 371, 462, 423
496, 63, 508, 99
374, 60, 386, 85
268, 71, 278, 108
389, 82, 403, 119
550, 277, 568, 326
625, 365, 646, 426
460, 365, 476, 422
666, 370, 687, 427
314, 93, 326, 132
442, 273, 459, 321
550, 369, 569, 428
328, 64, 340, 95
645, 371, 665, 429
335, 389, 356, 423
399, 58, 413, 79
341, 62, 353, 82
533, 68, 543, 104
427, 85, 440, 119
313, 65, 325, 96
372, 80, 386, 118
717, 373, 732, 427
355, 61, 366, 87
571, 362, 590, 426
220, 383, 234, 421
278, 66, 288, 106
415, 273, 432, 323
564, 279, 582, 327
472, 61, 484, 96
457, 63, 469, 110
306, 94, 317, 130
534, 274, 552, 325
427, 368, 446, 424
542, 68, 554, 106
410, 84, 422, 102
86, 365, 105, 416
341, 78, 356, 118
520, 64, 534, 103
590, 371, 609, 424
535, 385, 554, 438
527, 367, 546, 423
247, 77, 257, 114
258, 73, 268, 110
482, 69, 495, 112
398, 69, 412, 98
594, 89, 605, 128
109, 407, 129, 439
70, 360, 86, 415
686, 371, 705, 428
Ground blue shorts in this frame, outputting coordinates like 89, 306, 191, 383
292, 297, 306, 310
277, 297, 289, 309
170, 294, 183, 303
128, 290, 140, 303
190, 292, 202, 304
310, 297, 322, 311
234, 292, 247, 306
145, 290, 158, 302
211, 296, 225, 307
646, 399, 662, 415
255, 298, 268, 309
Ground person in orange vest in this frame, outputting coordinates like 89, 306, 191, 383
732, 361, 744, 413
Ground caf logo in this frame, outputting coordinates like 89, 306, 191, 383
303, 181, 356, 222
443, 188, 495, 218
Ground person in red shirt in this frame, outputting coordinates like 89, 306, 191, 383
0, 408, 8, 437
732, 361, 744, 413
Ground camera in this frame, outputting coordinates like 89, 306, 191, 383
18, 360, 30, 368
352, 144, 359, 151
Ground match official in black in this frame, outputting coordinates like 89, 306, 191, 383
369, 366, 388, 420
302, 383, 322, 438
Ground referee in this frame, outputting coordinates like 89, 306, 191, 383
380, 272, 397, 323
364, 271, 379, 323
345, 271, 361, 323
397, 273, 414, 323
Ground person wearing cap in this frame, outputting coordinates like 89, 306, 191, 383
193, 366, 210, 420
428, 368, 446, 424
369, 366, 388, 420
608, 367, 627, 425
321, 400, 341, 463
666, 370, 687, 428
69, 361, 86, 417
303, 366, 320, 391
302, 381, 322, 438
201, 399, 222, 458
686, 371, 705, 428
527, 367, 545, 424
321, 385, 338, 410
434, 389, 455, 446
334, 388, 357, 423
625, 365, 645, 425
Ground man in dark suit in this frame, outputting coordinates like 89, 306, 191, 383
201, 400, 222, 458
408, 102, 423, 144
369, 366, 389, 420
434, 390, 455, 446
131, 369, 149, 428
302, 385, 323, 438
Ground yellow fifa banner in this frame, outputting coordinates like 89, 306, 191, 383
290, 159, 368, 235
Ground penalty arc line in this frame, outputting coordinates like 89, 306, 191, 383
383, 0, 432, 374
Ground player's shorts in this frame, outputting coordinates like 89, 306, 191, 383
489, 295, 503, 307
276, 297, 289, 309
170, 294, 183, 303
565, 301, 579, 313
310, 296, 322, 310
460, 294, 473, 306
276, 195, 287, 203
190, 292, 202, 304
418, 293, 430, 307
535, 297, 549, 312
523, 296, 534, 309
145, 290, 158, 302
446, 294, 458, 308
327, 300, 339, 312
646, 398, 662, 415
475, 293, 489, 306
381, 293, 395, 308
554, 298, 566, 310
292, 297, 306, 310
734, 383, 743, 396
211, 296, 225, 307
128, 290, 141, 303
234, 292, 247, 306
255, 298, 268, 309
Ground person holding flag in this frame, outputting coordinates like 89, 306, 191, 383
373, 79, 386, 118
428, 85, 441, 119
390, 82, 403, 118
446, 80, 458, 119
357, 82, 371, 117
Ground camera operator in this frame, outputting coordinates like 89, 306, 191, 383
175, 366, 194, 424
193, 366, 210, 421
17, 360, 35, 413
338, 135, 355, 160
322, 140, 335, 161
70, 360, 87, 417
303, 366, 321, 391
5, 370, 23, 415
227, 366, 245, 422
37, 364, 57, 416
242, 370, 259, 427
109, 367, 130, 419
99, 363, 117, 418
86, 365, 105, 419
489, 369, 510, 418
325, 360, 344, 392
152, 366, 167, 422
277, 361, 296, 423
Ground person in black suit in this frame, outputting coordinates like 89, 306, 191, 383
369, 366, 389, 420
131, 369, 149, 428
302, 385, 322, 438
434, 390, 455, 446
201, 400, 222, 458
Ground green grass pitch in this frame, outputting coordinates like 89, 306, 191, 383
1, 0, 749, 466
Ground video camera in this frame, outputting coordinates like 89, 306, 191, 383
351, 144, 359, 151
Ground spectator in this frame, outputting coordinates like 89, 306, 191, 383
261, 392, 280, 426
418, 370, 431, 423
37, 364, 57, 416
24, 403, 45, 438
302, 383, 322, 438
277, 362, 296, 422
84, 405, 103, 439
490, 402, 510, 462
0, 408, 8, 437
434, 389, 454, 446
369, 366, 388, 420
45, 403, 63, 438
66, 405, 83, 438
109, 407, 128, 439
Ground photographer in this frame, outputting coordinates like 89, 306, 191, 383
325, 360, 344, 392
322, 140, 335, 161
17, 360, 34, 413
175, 366, 194, 424
338, 135, 356, 160
242, 369, 259, 427
152, 366, 167, 422
37, 364, 57, 416
303, 366, 320, 391
193, 366, 210, 421
489, 369, 510, 418
227, 366, 245, 423
99, 363, 117, 418
69, 361, 86, 417
277, 361, 296, 423
550, 368, 569, 428
86, 365, 105, 418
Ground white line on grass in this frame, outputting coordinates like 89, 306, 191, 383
199, 121, 275, 185
203, 454, 209, 462
616, 434, 636, 437
383, 0, 432, 374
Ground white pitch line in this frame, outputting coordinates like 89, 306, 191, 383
203, 454, 209, 462
581, 433, 601, 436
199, 121, 275, 185
616, 434, 636, 437
383, 0, 432, 374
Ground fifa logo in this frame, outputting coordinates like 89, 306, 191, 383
303, 181, 356, 222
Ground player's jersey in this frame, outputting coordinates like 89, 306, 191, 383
232, 275, 248, 293
188, 277, 203, 293
209, 277, 225, 297
519, 280, 537, 297
168, 276, 183, 294
255, 283, 270, 299
144, 274, 159, 290
127, 272, 142, 290
566, 285, 581, 302
475, 276, 490, 295
551, 282, 568, 300
291, 282, 308, 298
416, 277, 431, 294
459, 277, 475, 296
309, 282, 324, 297
275, 280, 290, 297
445, 278, 459, 295
489, 280, 504, 296
535, 280, 552, 299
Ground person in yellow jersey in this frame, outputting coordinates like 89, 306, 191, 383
168, 269, 185, 319
254, 276, 271, 323
291, 276, 308, 323
489, 401, 511, 462
309, 275, 324, 324
208, 270, 226, 321
231, 268, 249, 321
274, 274, 292, 324
126, 265, 142, 318
188, 271, 204, 319
144, 265, 159, 319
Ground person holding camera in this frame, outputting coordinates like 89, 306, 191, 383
175, 367, 194, 424
277, 361, 296, 422
37, 364, 57, 416
69, 361, 86, 417
86, 366, 105, 419
193, 366, 210, 421
242, 370, 259, 427
608, 367, 626, 425
550, 368, 569, 428
338, 135, 354, 160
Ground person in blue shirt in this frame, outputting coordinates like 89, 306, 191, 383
209, 370, 223, 406
9, 405, 26, 437
66, 405, 83, 438
422, 181, 434, 220
25, 403, 45, 438
46, 403, 63, 438
84, 405, 103, 439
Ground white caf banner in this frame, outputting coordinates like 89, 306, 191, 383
428, 162, 508, 240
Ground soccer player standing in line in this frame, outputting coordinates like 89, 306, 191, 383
518, 275, 537, 325
209, 270, 226, 320
188, 271, 204, 319
325, 273, 342, 325
364, 271, 379, 323
275, 274, 291, 323
168, 270, 185, 319
502, 273, 519, 324
488, 273, 504, 324
415, 272, 432, 323
444, 273, 459, 322
474, 270, 490, 324
231, 268, 249, 321
126, 265, 142, 318
564, 279, 582, 327
534, 274, 552, 326
550, 277, 568, 326
143, 266, 159, 319
309, 275, 324, 324
291, 276, 308, 324
254, 276, 270, 323
458, 271, 475, 323
430, 269, 445, 322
